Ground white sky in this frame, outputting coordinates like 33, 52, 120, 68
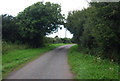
0, 0, 90, 38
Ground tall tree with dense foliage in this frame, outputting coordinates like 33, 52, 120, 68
2, 14, 20, 43
66, 2, 120, 62
17, 2, 64, 47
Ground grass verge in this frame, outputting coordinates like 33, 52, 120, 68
68, 45, 119, 79
2, 42, 29, 54
2, 43, 66, 78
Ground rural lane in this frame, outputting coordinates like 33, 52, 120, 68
6, 44, 74, 79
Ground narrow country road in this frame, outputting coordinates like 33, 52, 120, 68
6, 44, 74, 79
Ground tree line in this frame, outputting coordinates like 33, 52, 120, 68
66, 2, 120, 62
2, 2, 67, 48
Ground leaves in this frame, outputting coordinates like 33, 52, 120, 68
66, 2, 120, 62
16, 2, 64, 47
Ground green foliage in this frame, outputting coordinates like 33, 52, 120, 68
2, 14, 21, 43
45, 36, 71, 44
53, 36, 63, 43
61, 38, 71, 43
66, 10, 85, 44
66, 2, 120, 62
2, 2, 64, 48
68, 45, 119, 79
2, 41, 29, 54
17, 2, 64, 47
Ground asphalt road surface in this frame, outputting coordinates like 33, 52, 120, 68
6, 44, 74, 79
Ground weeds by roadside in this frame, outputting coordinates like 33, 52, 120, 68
68, 45, 119, 79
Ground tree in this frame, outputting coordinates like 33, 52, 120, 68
66, 2, 120, 62
17, 2, 64, 47
2, 14, 20, 43
66, 10, 86, 44
89, 2, 120, 60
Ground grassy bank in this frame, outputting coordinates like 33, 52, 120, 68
2, 42, 29, 54
2, 43, 66, 77
68, 45, 119, 79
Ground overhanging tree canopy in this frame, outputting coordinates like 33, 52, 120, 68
65, 2, 120, 62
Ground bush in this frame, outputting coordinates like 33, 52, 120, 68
66, 2, 120, 62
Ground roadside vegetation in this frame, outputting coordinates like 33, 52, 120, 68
66, 2, 120, 80
2, 2, 71, 78
2, 41, 29, 55
2, 43, 66, 77
2, 1, 120, 80
66, 2, 120, 63
68, 45, 119, 79
2, 2, 65, 48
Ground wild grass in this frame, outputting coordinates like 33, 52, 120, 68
2, 42, 29, 54
68, 45, 119, 79
2, 43, 66, 78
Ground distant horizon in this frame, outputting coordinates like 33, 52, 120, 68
46, 26, 73, 38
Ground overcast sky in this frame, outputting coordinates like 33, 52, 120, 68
0, 0, 90, 38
